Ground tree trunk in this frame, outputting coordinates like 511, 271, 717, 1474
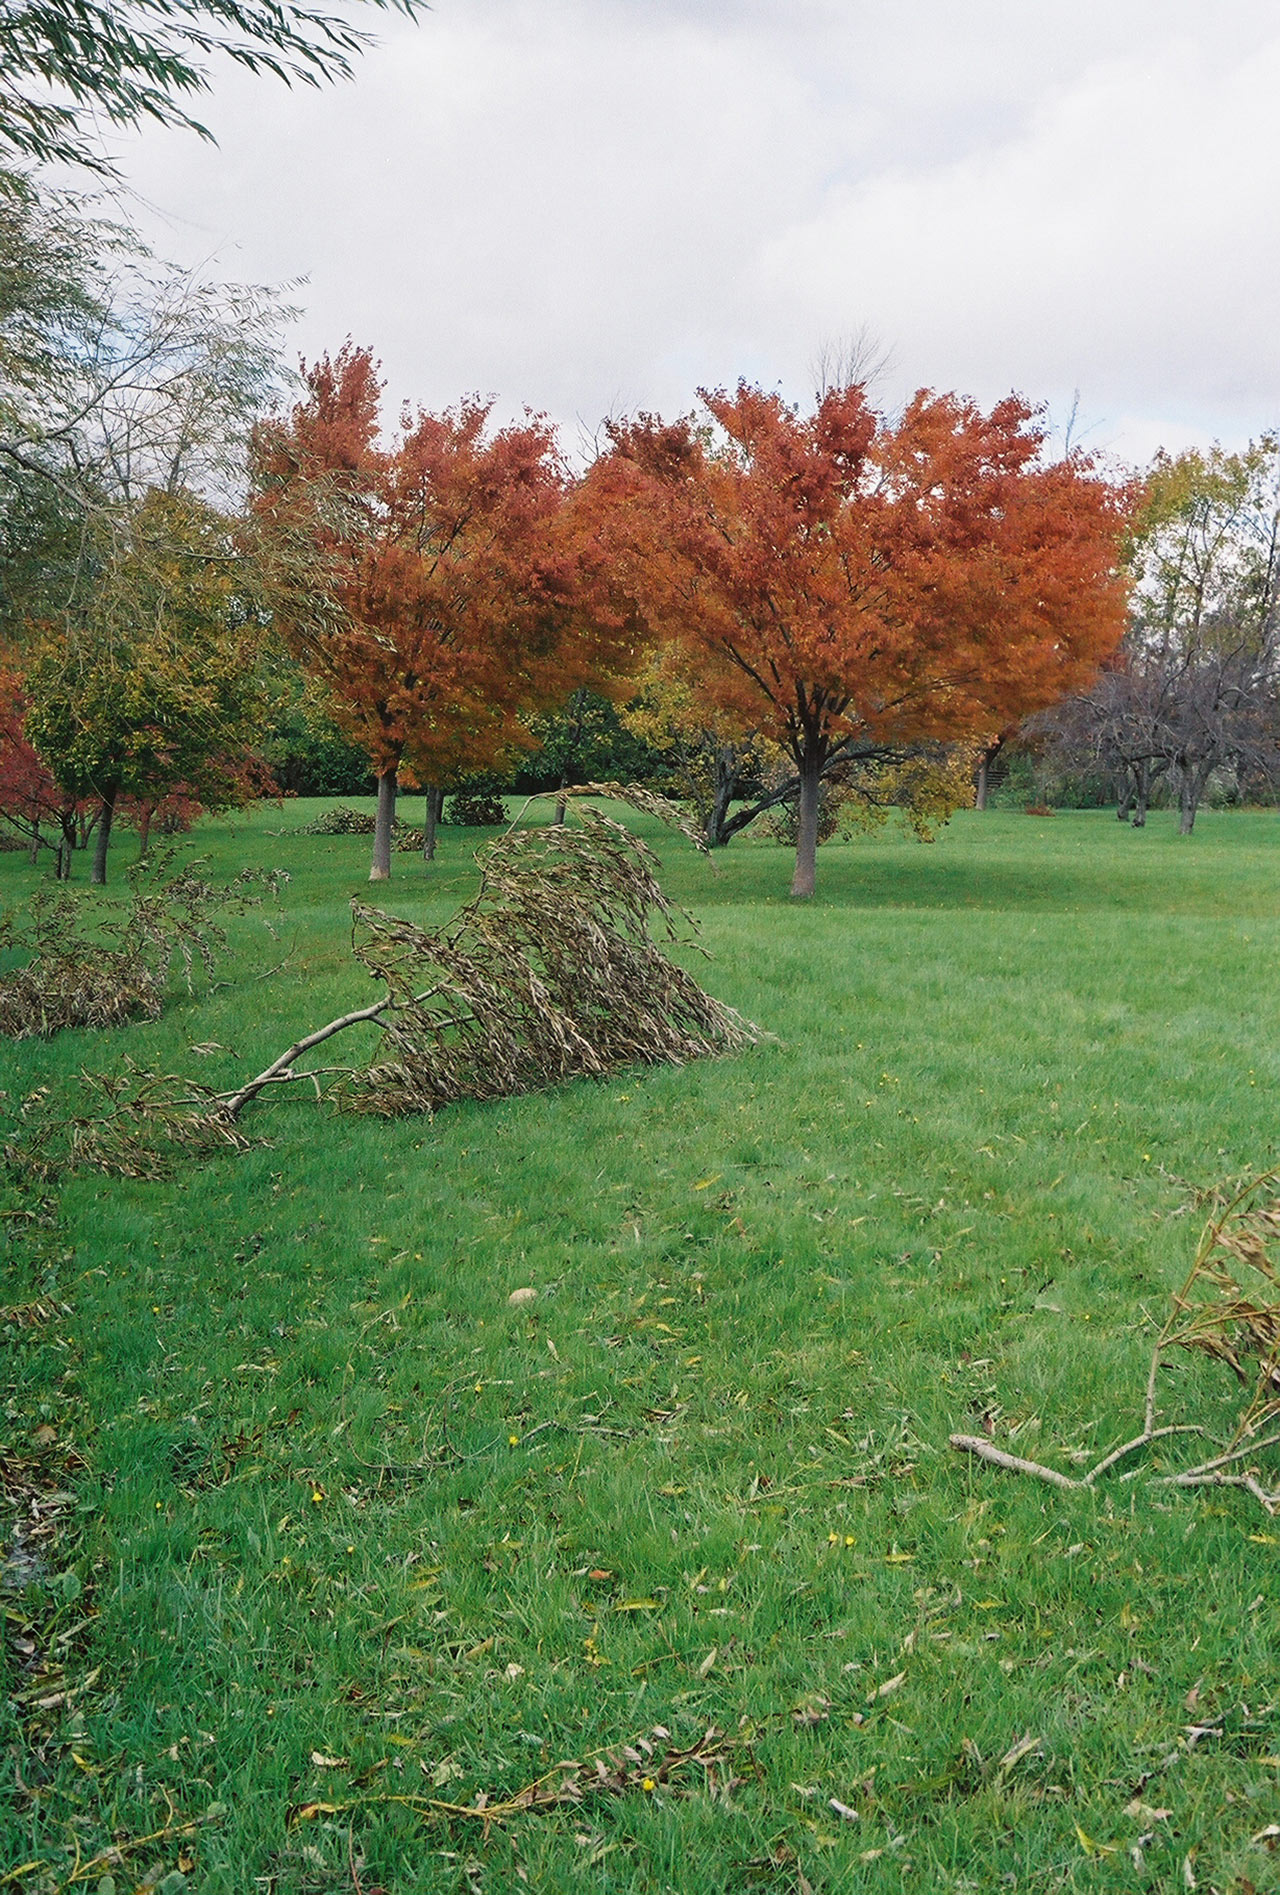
704, 754, 736, 848
27, 824, 40, 866
138, 802, 154, 857
1133, 760, 1151, 828
1116, 771, 1133, 822
1179, 761, 1211, 835
975, 755, 989, 811
369, 767, 397, 880
790, 755, 822, 898
57, 810, 76, 880
422, 784, 444, 862
553, 764, 569, 827
90, 787, 116, 885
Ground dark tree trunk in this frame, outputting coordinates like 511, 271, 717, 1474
27, 824, 40, 866
1117, 770, 1133, 822
975, 735, 1005, 810
56, 809, 76, 879
1179, 761, 1211, 835
370, 766, 397, 880
90, 788, 116, 885
137, 802, 154, 857
704, 755, 736, 848
790, 754, 822, 899
554, 775, 569, 827
422, 784, 444, 862
1133, 760, 1152, 828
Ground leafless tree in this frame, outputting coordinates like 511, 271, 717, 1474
1036, 437, 1280, 831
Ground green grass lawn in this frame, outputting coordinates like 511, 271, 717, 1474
3, 801, 1280, 1893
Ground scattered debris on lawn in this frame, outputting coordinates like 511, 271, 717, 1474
0, 851, 287, 1041
952, 1171, 1280, 1512
289, 1724, 747, 1837
7, 788, 758, 1181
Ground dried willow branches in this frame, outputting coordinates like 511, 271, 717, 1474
0, 852, 286, 1040
952, 1172, 1280, 1511
7, 790, 759, 1181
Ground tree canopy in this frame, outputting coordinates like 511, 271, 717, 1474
253, 344, 641, 878
596, 382, 1134, 894
0, 0, 423, 174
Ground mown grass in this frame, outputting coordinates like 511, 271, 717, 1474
3, 801, 1280, 1893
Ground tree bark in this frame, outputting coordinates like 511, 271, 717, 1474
1179, 761, 1211, 834
704, 754, 736, 848
975, 756, 988, 811
1133, 760, 1151, 828
90, 787, 116, 885
56, 809, 76, 879
790, 755, 822, 898
370, 766, 397, 880
422, 784, 444, 862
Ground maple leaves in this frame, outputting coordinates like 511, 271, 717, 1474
253, 346, 638, 878
595, 382, 1133, 893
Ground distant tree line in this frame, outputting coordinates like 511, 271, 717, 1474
2, 168, 1139, 895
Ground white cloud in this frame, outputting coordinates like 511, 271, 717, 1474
110, 0, 1280, 464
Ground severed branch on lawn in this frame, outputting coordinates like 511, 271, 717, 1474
6, 787, 760, 1182
951, 1172, 1280, 1513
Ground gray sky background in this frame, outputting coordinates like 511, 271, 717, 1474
112, 0, 1280, 467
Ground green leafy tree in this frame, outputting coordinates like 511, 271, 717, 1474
25, 489, 268, 881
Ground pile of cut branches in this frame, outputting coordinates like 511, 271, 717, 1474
7, 790, 758, 1180
0, 854, 286, 1040
291, 802, 426, 849
952, 1171, 1280, 1512
291, 804, 380, 835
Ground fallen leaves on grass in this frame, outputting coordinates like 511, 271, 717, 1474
289, 1725, 745, 1836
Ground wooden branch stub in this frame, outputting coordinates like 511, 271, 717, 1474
948, 1434, 1081, 1492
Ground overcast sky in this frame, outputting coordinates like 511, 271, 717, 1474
111, 0, 1280, 468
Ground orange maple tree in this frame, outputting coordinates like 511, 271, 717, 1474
253, 346, 636, 878
595, 383, 1134, 894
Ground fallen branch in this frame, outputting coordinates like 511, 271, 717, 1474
949, 1172, 1280, 1515
6, 787, 761, 1181
289, 1724, 743, 1838
948, 1436, 1081, 1491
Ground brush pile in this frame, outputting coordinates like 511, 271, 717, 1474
0, 857, 285, 1040
338, 804, 755, 1116
7, 789, 758, 1179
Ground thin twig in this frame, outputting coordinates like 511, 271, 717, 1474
1083, 1423, 1209, 1485
1156, 1426, 1280, 1483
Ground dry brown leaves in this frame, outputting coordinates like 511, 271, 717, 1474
290, 1724, 745, 1835
341, 801, 754, 1118
0, 853, 286, 1041
9, 791, 758, 1180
